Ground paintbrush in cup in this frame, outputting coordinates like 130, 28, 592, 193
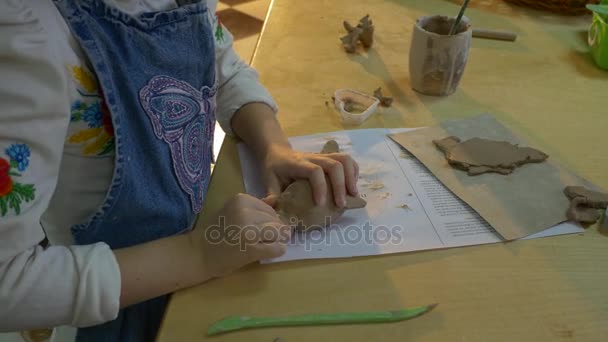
449, 0, 472, 35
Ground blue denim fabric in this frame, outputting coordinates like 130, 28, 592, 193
53, 0, 217, 340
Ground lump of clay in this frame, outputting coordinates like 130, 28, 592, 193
433, 136, 548, 176
373, 87, 393, 107
340, 15, 374, 53
320, 139, 339, 154
275, 140, 367, 231
564, 186, 608, 224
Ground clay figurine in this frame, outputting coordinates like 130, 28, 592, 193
563, 186, 608, 224
433, 136, 548, 176
340, 15, 374, 53
275, 140, 367, 231
373, 87, 393, 107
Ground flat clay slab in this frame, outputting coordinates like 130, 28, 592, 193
389, 114, 601, 240
433, 136, 548, 176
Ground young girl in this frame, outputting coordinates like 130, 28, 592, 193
0, 0, 359, 341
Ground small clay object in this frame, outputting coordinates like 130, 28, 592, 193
433, 136, 548, 176
563, 186, 608, 224
373, 87, 393, 107
341, 98, 367, 114
320, 139, 339, 154
340, 15, 374, 53
275, 140, 367, 231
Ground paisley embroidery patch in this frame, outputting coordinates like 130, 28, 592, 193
139, 76, 216, 212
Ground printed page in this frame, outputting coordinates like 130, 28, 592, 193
237, 129, 583, 263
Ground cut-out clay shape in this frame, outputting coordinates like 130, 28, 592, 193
373, 87, 393, 107
433, 136, 548, 176
564, 186, 608, 224
275, 140, 367, 231
340, 15, 374, 53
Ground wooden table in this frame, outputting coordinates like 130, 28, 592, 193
158, 1, 608, 340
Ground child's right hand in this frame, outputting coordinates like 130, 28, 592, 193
194, 193, 291, 279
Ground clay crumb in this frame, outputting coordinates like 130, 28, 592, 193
397, 204, 411, 210
433, 136, 548, 176
325, 101, 329, 107
340, 15, 374, 53
380, 192, 391, 199
564, 185, 608, 224
365, 181, 385, 191
342, 98, 367, 114
399, 151, 411, 159
373, 87, 393, 107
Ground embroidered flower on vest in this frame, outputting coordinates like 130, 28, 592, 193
139, 76, 216, 212
0, 144, 36, 216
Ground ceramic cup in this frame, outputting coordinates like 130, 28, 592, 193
409, 15, 472, 96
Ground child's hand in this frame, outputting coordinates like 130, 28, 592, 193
262, 144, 359, 208
197, 193, 291, 278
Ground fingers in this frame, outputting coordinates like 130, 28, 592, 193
241, 208, 281, 226
310, 156, 346, 208
231, 193, 277, 216
289, 162, 327, 205
259, 221, 291, 243
324, 153, 359, 196
262, 194, 278, 208
264, 173, 282, 202
252, 242, 288, 260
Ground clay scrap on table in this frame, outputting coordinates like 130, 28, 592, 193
373, 87, 393, 107
340, 15, 374, 53
276, 140, 367, 231
564, 186, 608, 224
433, 136, 549, 176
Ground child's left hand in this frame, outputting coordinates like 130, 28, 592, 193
262, 144, 359, 208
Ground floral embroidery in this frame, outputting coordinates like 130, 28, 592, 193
139, 76, 216, 212
0, 144, 36, 216
214, 14, 225, 43
71, 65, 98, 94
67, 65, 115, 156
6, 144, 30, 172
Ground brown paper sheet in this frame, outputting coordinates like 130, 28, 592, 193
389, 115, 596, 240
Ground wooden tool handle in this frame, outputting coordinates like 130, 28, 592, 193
473, 29, 517, 42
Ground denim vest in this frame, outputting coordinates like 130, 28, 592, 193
54, 0, 216, 340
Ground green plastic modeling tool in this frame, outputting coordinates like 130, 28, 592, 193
207, 304, 437, 336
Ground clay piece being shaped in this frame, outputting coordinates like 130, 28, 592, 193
340, 15, 374, 53
433, 136, 549, 176
275, 140, 367, 231
373, 87, 393, 107
563, 186, 608, 224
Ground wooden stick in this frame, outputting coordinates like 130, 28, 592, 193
473, 29, 518, 42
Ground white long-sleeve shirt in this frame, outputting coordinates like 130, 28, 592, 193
0, 0, 276, 332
